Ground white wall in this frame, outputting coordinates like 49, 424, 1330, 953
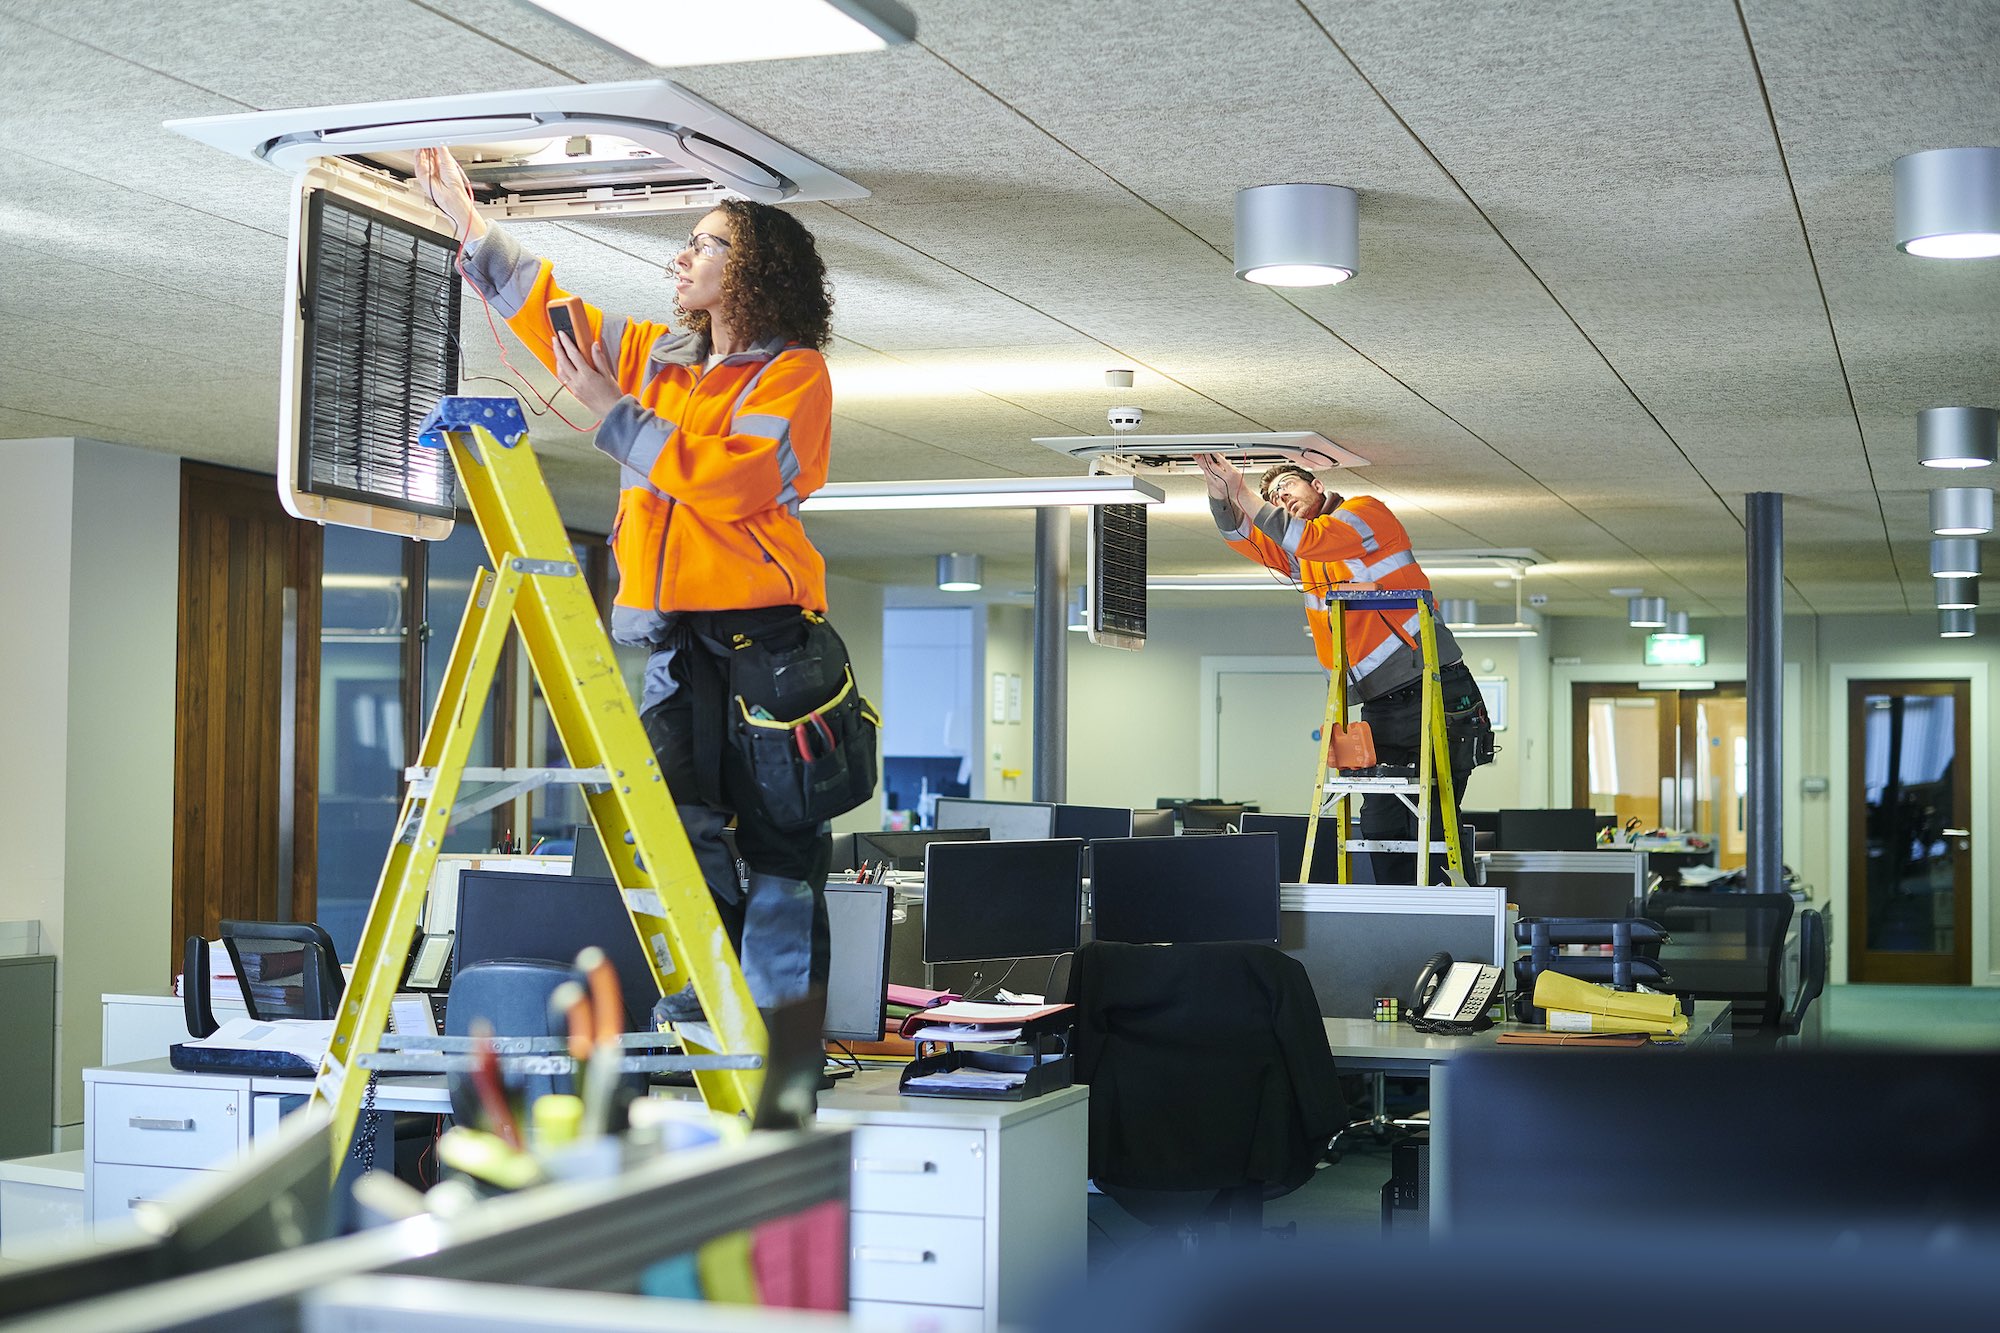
0, 439, 179, 1137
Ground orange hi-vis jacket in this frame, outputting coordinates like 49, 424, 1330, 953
1212, 490, 1461, 701
462, 225, 831, 648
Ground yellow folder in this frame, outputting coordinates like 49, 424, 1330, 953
1533, 969, 1686, 1029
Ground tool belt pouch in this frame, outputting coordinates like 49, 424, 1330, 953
1445, 693, 1497, 770
725, 613, 881, 831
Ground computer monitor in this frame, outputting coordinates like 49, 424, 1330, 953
1052, 803, 1134, 843
822, 882, 893, 1042
1482, 850, 1645, 919
1444, 1051, 2000, 1241
453, 870, 658, 1031
923, 838, 1084, 964
1495, 807, 1600, 852
853, 826, 990, 872
934, 797, 1057, 840
1459, 809, 1500, 835
1130, 807, 1175, 838
1178, 801, 1251, 832
1239, 812, 1345, 884
1090, 833, 1281, 946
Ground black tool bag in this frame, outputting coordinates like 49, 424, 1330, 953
718, 611, 881, 831
1445, 689, 1497, 770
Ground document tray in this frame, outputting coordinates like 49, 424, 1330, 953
898, 1047, 1074, 1102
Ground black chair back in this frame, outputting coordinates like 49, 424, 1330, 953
1066, 940, 1344, 1201
1782, 908, 1829, 1038
1644, 890, 1795, 1028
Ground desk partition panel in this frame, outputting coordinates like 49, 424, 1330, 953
1278, 885, 1508, 1017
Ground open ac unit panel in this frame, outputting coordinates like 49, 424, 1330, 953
167, 79, 867, 220
1033, 430, 1370, 476
275, 159, 461, 538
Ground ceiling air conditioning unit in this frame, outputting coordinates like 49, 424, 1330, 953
1032, 430, 1370, 476
165, 78, 867, 219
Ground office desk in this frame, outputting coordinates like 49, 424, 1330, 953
80, 1061, 1084, 1333
1323, 1001, 1731, 1232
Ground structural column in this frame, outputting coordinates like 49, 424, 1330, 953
1746, 492, 1783, 895
1032, 507, 1070, 803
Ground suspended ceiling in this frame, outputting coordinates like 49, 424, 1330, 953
2, 0, 1997, 619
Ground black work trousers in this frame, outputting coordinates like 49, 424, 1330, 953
1358, 660, 1482, 884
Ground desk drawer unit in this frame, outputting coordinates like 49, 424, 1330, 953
849, 1125, 984, 1218
90, 1162, 212, 1230
92, 1082, 244, 1170
849, 1211, 985, 1308
849, 1298, 989, 1332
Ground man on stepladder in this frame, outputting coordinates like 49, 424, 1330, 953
1194, 453, 1493, 883
417, 147, 875, 1040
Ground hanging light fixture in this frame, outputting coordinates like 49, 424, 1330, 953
1438, 598, 1478, 626
1627, 596, 1667, 628
936, 553, 982, 591
1931, 538, 1982, 579
1234, 183, 1358, 286
1659, 611, 1692, 638
1931, 486, 1995, 535
1919, 407, 1999, 469
1941, 608, 1977, 638
1894, 147, 2000, 259
1936, 576, 1980, 610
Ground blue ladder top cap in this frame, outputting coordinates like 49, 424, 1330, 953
416, 396, 529, 450
1328, 589, 1435, 609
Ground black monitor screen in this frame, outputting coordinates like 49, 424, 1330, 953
822, 883, 893, 1041
1130, 807, 1175, 838
1239, 812, 1347, 884
453, 871, 658, 1031
934, 797, 1057, 840
1496, 807, 1600, 852
854, 827, 989, 872
1091, 832, 1282, 945
1052, 803, 1134, 843
923, 838, 1084, 964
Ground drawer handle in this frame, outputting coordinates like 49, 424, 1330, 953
855, 1157, 937, 1176
855, 1246, 936, 1265
128, 1117, 197, 1131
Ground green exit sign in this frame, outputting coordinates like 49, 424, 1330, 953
1644, 633, 1707, 667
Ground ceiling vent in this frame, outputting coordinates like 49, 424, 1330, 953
166, 78, 865, 219
1032, 430, 1369, 475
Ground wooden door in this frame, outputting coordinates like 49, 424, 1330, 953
1847, 679, 1972, 985
171, 464, 321, 970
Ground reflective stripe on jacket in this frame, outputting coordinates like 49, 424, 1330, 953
461, 226, 830, 642
1212, 492, 1460, 700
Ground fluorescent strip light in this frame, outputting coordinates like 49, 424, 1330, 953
1450, 625, 1540, 638
1148, 575, 1300, 592
1426, 565, 1528, 580
800, 475, 1165, 512
523, 0, 915, 65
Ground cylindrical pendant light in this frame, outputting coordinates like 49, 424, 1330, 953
1660, 611, 1692, 637
1918, 406, 1998, 469
1627, 596, 1667, 628
936, 552, 983, 591
1439, 598, 1477, 626
1931, 538, 1981, 579
1895, 147, 2000, 259
1234, 183, 1358, 286
1936, 576, 1980, 610
1941, 608, 1977, 638
1931, 486, 1995, 535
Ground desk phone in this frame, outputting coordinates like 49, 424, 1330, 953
1410, 952, 1502, 1033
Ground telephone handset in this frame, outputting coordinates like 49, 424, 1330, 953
1408, 951, 1502, 1034
404, 930, 455, 992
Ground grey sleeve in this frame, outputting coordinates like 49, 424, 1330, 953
459, 225, 542, 317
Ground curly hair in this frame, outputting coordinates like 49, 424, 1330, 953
675, 200, 834, 350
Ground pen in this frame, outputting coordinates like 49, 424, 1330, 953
468, 1021, 522, 1149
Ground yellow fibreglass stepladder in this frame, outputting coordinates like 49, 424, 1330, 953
309, 396, 765, 1170
1299, 587, 1466, 887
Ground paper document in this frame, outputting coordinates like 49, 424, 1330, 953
181, 1016, 334, 1061
919, 1001, 1067, 1024
912, 1025, 1024, 1044
905, 1068, 1027, 1093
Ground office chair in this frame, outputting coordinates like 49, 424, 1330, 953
444, 958, 578, 1114
1643, 889, 1795, 1034
219, 920, 344, 1021
1777, 908, 1828, 1046
1066, 940, 1346, 1246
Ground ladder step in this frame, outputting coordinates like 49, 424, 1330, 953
405, 765, 611, 791
1344, 839, 1461, 853
1323, 778, 1423, 793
